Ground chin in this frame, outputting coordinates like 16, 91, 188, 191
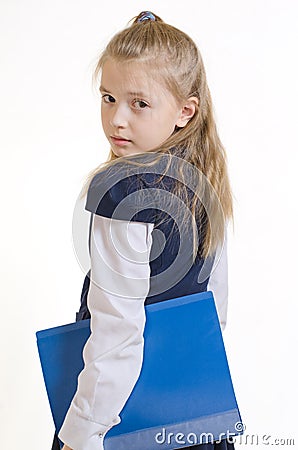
112, 147, 142, 158
111, 148, 128, 158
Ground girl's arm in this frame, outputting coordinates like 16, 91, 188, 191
207, 225, 229, 330
59, 214, 154, 450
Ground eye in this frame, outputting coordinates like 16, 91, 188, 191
102, 94, 116, 104
132, 99, 149, 110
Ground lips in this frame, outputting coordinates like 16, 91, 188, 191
110, 135, 132, 146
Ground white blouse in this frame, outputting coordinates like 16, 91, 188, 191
58, 215, 228, 450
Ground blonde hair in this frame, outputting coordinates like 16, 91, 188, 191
82, 12, 234, 258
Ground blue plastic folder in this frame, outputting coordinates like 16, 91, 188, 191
36, 291, 243, 449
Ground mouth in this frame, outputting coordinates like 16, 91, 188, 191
110, 135, 132, 147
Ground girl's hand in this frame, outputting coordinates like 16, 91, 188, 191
61, 445, 73, 450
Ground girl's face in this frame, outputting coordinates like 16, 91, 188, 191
100, 59, 190, 157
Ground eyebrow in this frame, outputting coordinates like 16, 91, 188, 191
99, 85, 109, 93
99, 85, 149, 98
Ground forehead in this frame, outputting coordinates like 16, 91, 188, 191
100, 59, 167, 97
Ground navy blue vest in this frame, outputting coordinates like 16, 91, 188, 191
76, 155, 215, 321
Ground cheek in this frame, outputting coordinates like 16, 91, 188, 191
101, 108, 109, 128
159, 115, 178, 136
158, 107, 178, 127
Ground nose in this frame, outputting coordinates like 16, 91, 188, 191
110, 104, 129, 128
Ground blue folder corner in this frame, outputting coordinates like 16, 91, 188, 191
36, 291, 243, 449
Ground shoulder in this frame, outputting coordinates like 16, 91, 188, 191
85, 153, 185, 222
85, 157, 161, 223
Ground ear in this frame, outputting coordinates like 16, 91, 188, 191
175, 96, 199, 128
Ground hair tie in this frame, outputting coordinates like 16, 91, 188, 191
137, 11, 156, 23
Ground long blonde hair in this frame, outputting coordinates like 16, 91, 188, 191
82, 12, 234, 258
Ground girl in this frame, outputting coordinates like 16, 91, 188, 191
57, 10, 234, 450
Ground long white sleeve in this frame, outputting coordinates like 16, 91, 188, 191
207, 226, 229, 331
58, 215, 154, 450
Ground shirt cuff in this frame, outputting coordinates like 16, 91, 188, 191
58, 402, 120, 450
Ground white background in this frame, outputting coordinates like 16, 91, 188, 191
1, 0, 297, 449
